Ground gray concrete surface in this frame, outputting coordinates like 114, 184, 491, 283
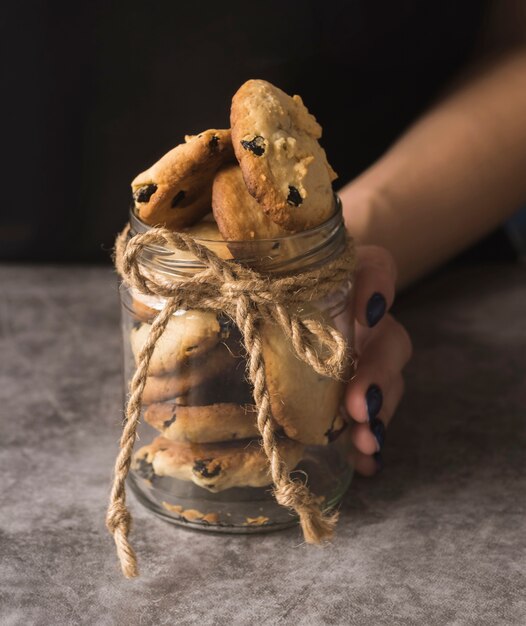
1, 263, 525, 625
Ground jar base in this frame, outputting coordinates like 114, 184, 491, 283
129, 457, 353, 535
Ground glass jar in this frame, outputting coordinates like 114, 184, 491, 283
120, 200, 355, 533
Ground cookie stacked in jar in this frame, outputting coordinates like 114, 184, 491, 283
119, 80, 355, 532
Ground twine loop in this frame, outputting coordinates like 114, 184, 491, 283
107, 223, 356, 578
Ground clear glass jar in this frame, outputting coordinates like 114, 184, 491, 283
120, 200, 355, 533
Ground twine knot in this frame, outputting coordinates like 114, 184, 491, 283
106, 500, 132, 533
108, 223, 356, 577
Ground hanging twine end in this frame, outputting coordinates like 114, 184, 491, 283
115, 530, 139, 578
299, 508, 339, 545
109, 524, 139, 579
274, 480, 340, 544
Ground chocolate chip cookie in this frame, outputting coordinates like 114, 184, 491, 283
212, 164, 290, 240
173, 372, 254, 407
141, 340, 245, 405
144, 402, 259, 443
132, 129, 234, 230
133, 435, 304, 492
231, 80, 337, 231
130, 310, 229, 376
260, 310, 346, 445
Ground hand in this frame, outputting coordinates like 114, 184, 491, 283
345, 245, 412, 476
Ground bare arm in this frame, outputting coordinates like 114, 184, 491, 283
340, 2, 526, 289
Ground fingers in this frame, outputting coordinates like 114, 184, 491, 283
353, 245, 397, 330
345, 313, 411, 474
346, 315, 412, 424
345, 245, 411, 477
348, 375, 405, 455
348, 448, 380, 478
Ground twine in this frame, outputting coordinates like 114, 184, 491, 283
107, 224, 356, 578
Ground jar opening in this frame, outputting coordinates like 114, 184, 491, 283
129, 195, 346, 276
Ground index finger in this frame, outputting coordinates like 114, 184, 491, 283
352, 245, 397, 329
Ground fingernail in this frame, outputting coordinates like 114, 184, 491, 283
373, 451, 383, 472
370, 417, 386, 451
366, 384, 383, 422
366, 292, 386, 327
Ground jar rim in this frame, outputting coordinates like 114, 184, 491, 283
129, 195, 343, 244
128, 194, 346, 276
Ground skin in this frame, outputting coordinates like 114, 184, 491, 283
344, 1, 525, 474
346, 246, 412, 476
341, 2, 526, 289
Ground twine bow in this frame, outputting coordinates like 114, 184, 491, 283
107, 225, 356, 578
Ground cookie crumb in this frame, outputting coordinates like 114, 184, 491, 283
162, 502, 184, 514
244, 516, 270, 526
178, 508, 205, 522
162, 502, 220, 524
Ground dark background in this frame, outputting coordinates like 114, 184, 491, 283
4, 0, 514, 265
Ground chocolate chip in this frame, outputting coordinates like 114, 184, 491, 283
171, 190, 186, 207
287, 186, 302, 206
134, 184, 157, 203
135, 457, 156, 482
163, 413, 176, 429
325, 415, 346, 443
240, 136, 265, 156
209, 135, 219, 150
193, 458, 221, 478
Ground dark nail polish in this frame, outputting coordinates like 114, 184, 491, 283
366, 292, 386, 327
366, 384, 383, 422
373, 452, 383, 472
370, 417, 386, 450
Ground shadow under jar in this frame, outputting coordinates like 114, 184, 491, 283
121, 200, 355, 533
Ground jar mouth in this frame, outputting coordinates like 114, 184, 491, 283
128, 194, 346, 276
129, 195, 343, 244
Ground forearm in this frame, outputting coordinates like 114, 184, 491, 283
341, 48, 526, 289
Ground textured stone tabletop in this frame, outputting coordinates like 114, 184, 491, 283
1, 263, 525, 625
